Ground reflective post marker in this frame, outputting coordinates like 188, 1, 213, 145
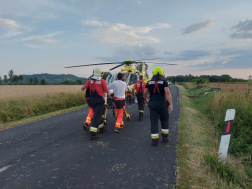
218, 109, 236, 163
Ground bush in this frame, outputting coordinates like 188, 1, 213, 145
192, 78, 209, 85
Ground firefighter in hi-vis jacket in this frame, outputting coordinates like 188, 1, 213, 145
143, 67, 173, 146
132, 75, 146, 121
108, 73, 128, 133
81, 68, 109, 140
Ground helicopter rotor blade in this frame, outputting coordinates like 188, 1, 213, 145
133, 58, 163, 62
64, 62, 123, 68
109, 63, 125, 71
144, 62, 177, 65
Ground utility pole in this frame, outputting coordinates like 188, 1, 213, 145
249, 75, 252, 86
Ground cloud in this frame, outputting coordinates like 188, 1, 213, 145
0, 18, 23, 29
191, 49, 252, 70
182, 19, 214, 34
153, 23, 171, 29
230, 19, 252, 39
97, 45, 159, 62
82, 20, 171, 45
1, 31, 23, 39
21, 32, 62, 43
26, 44, 45, 48
163, 51, 173, 55
165, 50, 211, 61
82, 20, 109, 27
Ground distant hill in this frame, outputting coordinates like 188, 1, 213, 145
22, 73, 88, 84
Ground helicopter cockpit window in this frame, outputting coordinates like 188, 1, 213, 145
129, 74, 138, 85
108, 73, 118, 85
122, 73, 131, 83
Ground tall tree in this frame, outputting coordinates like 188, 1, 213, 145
4, 75, 8, 84
33, 77, 39, 85
29, 77, 33, 85
41, 79, 46, 85
8, 69, 14, 82
12, 75, 19, 84
18, 75, 23, 83
0, 76, 2, 85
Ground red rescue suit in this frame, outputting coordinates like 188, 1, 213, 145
84, 78, 108, 134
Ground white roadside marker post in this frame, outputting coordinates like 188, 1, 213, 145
218, 109, 236, 163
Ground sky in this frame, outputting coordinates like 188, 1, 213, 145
0, 0, 252, 79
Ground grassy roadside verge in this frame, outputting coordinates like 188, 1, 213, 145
0, 104, 87, 130
176, 85, 251, 188
0, 92, 86, 124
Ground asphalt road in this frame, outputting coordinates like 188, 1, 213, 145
0, 86, 180, 189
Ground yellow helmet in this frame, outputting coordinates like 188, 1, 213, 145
152, 67, 164, 76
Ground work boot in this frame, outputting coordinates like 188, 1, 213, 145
120, 124, 125, 128
162, 135, 169, 143
83, 122, 89, 132
152, 139, 159, 146
114, 127, 121, 133
90, 132, 98, 140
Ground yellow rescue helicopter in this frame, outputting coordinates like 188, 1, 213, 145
65, 59, 176, 129
65, 58, 176, 87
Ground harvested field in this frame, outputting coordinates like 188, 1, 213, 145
0, 85, 86, 124
210, 83, 250, 93
0, 85, 83, 100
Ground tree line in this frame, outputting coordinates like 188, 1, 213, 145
166, 74, 248, 83
0, 70, 112, 85
0, 69, 46, 85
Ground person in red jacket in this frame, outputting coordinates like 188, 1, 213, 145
81, 68, 109, 140
132, 75, 146, 121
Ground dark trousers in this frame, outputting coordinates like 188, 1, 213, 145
148, 100, 169, 139
137, 92, 144, 113
90, 97, 104, 133
86, 98, 91, 108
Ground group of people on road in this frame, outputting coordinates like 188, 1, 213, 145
81, 66, 173, 146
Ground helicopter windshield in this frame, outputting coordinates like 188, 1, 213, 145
129, 74, 139, 85
107, 73, 118, 85
122, 73, 131, 84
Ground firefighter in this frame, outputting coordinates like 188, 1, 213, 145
108, 73, 128, 133
83, 76, 94, 131
143, 67, 173, 146
81, 68, 109, 140
132, 75, 146, 121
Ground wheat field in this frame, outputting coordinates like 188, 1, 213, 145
0, 85, 84, 100
210, 83, 250, 93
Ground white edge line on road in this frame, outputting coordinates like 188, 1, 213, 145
0, 165, 12, 173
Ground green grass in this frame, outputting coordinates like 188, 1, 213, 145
176, 85, 252, 188
0, 92, 86, 124
187, 86, 211, 96
193, 88, 252, 158
0, 104, 87, 130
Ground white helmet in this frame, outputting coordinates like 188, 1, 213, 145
91, 67, 104, 80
